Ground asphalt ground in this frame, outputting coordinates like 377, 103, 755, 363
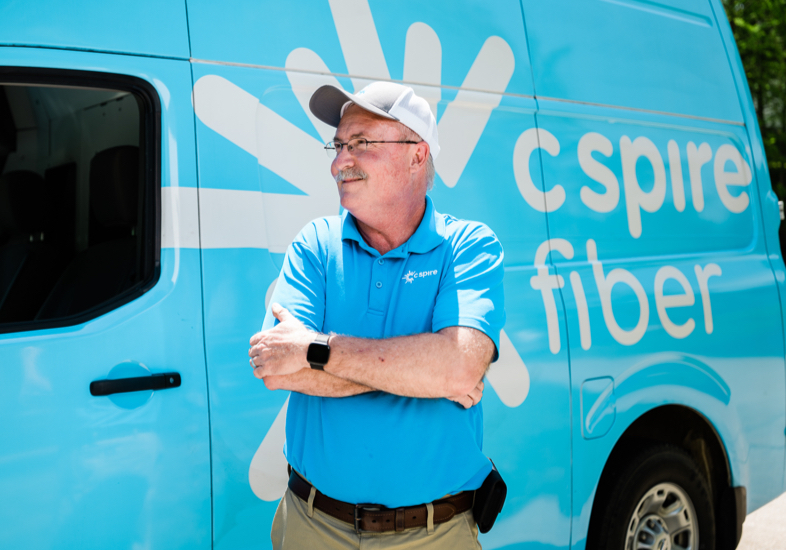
737, 491, 786, 550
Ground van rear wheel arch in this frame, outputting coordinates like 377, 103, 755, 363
590, 444, 714, 550
585, 405, 740, 550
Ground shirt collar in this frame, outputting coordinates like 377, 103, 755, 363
341, 195, 446, 257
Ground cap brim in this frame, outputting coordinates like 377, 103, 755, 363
309, 85, 398, 128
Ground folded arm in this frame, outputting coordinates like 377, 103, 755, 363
249, 304, 494, 407
261, 368, 373, 397
325, 326, 493, 398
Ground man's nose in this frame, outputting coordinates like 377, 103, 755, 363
332, 146, 354, 173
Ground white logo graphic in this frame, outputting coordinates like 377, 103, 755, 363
189, 0, 529, 502
402, 269, 439, 283
190, 0, 515, 253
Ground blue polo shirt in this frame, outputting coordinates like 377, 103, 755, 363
262, 195, 505, 507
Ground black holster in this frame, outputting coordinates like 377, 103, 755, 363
472, 460, 507, 533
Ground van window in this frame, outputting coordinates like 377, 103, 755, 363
0, 70, 159, 333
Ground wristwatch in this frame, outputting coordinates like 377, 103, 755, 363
307, 333, 331, 370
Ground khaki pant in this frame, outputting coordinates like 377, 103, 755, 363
271, 488, 483, 550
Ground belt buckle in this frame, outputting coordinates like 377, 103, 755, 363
353, 504, 379, 535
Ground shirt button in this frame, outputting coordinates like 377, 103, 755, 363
378, 259, 384, 265
375, 281, 383, 289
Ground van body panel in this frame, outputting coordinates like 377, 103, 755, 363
534, 96, 786, 527
525, 0, 786, 511
192, 62, 330, 548
520, 0, 744, 123
535, 104, 757, 259
0, 49, 210, 549
190, 8, 572, 543
0, 0, 190, 59
0, 1, 784, 548
709, 0, 786, 497
0, 249, 211, 550
478, 269, 572, 550
560, 250, 786, 538
188, 1, 786, 547
186, 0, 534, 97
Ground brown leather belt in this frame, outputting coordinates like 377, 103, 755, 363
288, 470, 474, 533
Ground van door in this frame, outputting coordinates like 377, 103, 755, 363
0, 48, 211, 549
187, 0, 573, 548
522, 0, 786, 543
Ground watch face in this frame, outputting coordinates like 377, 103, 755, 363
307, 342, 330, 365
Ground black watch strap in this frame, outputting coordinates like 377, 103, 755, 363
307, 333, 331, 370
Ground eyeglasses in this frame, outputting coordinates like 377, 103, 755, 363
324, 137, 421, 158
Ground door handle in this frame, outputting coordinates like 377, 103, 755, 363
90, 372, 181, 396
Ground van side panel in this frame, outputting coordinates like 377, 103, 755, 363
0, 0, 190, 58
539, 101, 786, 541
520, 0, 743, 123
185, 0, 534, 96
708, 0, 786, 497
521, 0, 786, 546
187, 1, 576, 548
185, 1, 786, 549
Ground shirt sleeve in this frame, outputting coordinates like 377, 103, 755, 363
261, 221, 326, 332
431, 222, 506, 362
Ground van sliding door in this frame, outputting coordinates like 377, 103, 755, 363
187, 0, 572, 548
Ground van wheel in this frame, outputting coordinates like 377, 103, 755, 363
592, 445, 715, 550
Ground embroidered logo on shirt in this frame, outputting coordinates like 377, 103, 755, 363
402, 270, 439, 284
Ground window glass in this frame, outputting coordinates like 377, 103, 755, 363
0, 76, 156, 331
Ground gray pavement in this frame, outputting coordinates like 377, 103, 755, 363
737, 491, 786, 550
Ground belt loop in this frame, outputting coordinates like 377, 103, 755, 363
395, 508, 406, 532
307, 486, 316, 518
426, 502, 435, 534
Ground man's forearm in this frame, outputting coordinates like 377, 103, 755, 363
249, 305, 493, 403
262, 368, 374, 397
262, 362, 483, 409
324, 327, 492, 399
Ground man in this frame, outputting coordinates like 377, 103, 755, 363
248, 81, 505, 549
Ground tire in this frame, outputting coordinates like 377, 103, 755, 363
591, 445, 715, 550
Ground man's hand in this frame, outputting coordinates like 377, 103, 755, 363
447, 379, 484, 409
249, 304, 313, 378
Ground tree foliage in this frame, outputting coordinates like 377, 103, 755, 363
723, 0, 786, 197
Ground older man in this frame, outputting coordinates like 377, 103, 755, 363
248, 81, 505, 549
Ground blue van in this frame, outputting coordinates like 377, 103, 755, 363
0, 1, 783, 549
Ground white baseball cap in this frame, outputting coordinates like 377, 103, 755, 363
309, 81, 440, 159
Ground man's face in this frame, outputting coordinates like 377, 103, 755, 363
330, 105, 416, 221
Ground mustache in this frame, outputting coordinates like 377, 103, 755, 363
334, 168, 368, 183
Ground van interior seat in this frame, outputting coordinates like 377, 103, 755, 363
0, 170, 59, 321
36, 146, 139, 320
88, 145, 139, 246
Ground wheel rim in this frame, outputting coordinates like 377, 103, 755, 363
624, 482, 699, 550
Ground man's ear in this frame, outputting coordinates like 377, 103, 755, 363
410, 141, 430, 174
